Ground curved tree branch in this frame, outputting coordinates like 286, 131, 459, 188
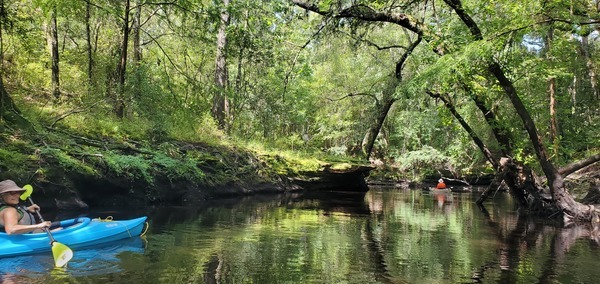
559, 154, 600, 177
427, 91, 497, 167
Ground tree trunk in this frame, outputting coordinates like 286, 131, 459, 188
115, 0, 131, 118
580, 26, 599, 100
569, 75, 577, 114
363, 36, 422, 160
362, 95, 395, 161
549, 77, 559, 157
212, 0, 230, 130
49, 5, 60, 99
430, 89, 535, 207
544, 25, 559, 157
489, 62, 597, 223
231, 9, 250, 126
132, 2, 142, 100
0, 79, 30, 129
86, 1, 93, 83
468, 86, 514, 157
558, 154, 600, 177
428, 91, 497, 167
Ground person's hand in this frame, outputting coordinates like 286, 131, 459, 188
37, 221, 51, 229
26, 204, 41, 213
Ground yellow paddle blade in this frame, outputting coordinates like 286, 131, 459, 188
51, 241, 74, 268
20, 184, 33, 201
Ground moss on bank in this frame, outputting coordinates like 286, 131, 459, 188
0, 120, 368, 208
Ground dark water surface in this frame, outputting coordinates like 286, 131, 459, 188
2, 186, 600, 283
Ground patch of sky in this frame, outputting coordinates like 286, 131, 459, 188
523, 29, 599, 53
522, 34, 544, 53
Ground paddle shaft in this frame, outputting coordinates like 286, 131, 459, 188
26, 196, 57, 244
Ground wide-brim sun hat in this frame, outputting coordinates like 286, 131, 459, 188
0, 180, 25, 194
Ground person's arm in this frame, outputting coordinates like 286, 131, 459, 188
2, 207, 50, 235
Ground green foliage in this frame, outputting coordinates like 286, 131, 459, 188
152, 152, 205, 182
243, 142, 324, 174
395, 146, 450, 181
0, 148, 32, 178
103, 152, 153, 184
403, 40, 495, 96
166, 112, 227, 146
38, 147, 97, 177
66, 114, 152, 141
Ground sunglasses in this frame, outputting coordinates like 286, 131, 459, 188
2, 191, 23, 196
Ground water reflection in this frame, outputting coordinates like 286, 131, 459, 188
292, 190, 371, 216
0, 237, 146, 282
3, 187, 600, 283
476, 202, 600, 283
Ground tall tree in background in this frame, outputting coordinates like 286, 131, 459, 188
212, 0, 230, 130
132, 1, 142, 100
114, 0, 131, 118
117, 0, 131, 118
85, 0, 93, 84
543, 24, 559, 157
48, 4, 60, 99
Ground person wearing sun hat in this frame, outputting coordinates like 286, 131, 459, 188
0, 179, 51, 234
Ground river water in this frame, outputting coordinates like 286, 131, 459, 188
2, 186, 600, 283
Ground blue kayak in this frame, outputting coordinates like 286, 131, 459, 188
0, 216, 147, 258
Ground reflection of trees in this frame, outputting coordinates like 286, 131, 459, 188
148, 193, 302, 232
477, 204, 600, 283
364, 216, 396, 284
145, 189, 600, 283
203, 253, 221, 284
295, 190, 371, 216
538, 223, 600, 283
298, 190, 396, 283
366, 189, 475, 282
289, 190, 405, 283
194, 190, 386, 283
476, 205, 546, 282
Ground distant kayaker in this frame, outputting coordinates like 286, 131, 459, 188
436, 179, 447, 189
0, 180, 51, 234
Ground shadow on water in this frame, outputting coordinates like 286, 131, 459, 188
292, 190, 371, 216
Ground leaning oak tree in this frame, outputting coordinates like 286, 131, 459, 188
290, 0, 600, 223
